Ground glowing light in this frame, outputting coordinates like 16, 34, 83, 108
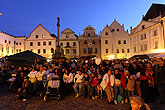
108, 55, 114, 60
154, 49, 165, 53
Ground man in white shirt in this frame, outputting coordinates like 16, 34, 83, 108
73, 70, 83, 97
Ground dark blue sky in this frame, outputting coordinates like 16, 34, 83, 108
0, 0, 165, 37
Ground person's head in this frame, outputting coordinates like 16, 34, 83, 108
23, 66, 28, 71
124, 70, 129, 76
158, 58, 164, 66
43, 66, 47, 71
65, 69, 68, 75
32, 68, 35, 72
114, 69, 119, 75
107, 69, 112, 75
91, 73, 95, 78
129, 96, 150, 110
146, 62, 151, 68
55, 68, 58, 73
18, 66, 22, 71
129, 75, 134, 80
78, 70, 82, 75
40, 67, 44, 72
98, 74, 102, 79
85, 73, 88, 78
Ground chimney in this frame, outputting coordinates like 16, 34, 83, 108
130, 26, 132, 34
142, 15, 144, 20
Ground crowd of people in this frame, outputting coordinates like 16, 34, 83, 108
0, 57, 164, 107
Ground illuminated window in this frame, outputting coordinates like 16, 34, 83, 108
88, 48, 92, 53
122, 49, 125, 53
66, 49, 70, 54
127, 49, 130, 53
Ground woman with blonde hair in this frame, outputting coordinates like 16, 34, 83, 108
129, 96, 150, 110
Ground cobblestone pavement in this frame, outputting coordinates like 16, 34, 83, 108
0, 86, 164, 110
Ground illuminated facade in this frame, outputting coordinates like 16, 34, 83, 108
79, 25, 101, 58
101, 20, 131, 60
0, 31, 26, 57
59, 28, 79, 59
25, 24, 56, 59
129, 4, 165, 56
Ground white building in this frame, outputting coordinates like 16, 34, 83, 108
59, 28, 79, 59
25, 24, 56, 59
101, 20, 131, 60
0, 31, 26, 57
129, 4, 165, 56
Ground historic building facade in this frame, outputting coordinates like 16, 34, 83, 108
101, 20, 130, 59
59, 28, 79, 59
25, 24, 56, 59
79, 25, 101, 58
0, 31, 26, 57
129, 4, 165, 56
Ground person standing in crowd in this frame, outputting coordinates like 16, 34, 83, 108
97, 74, 103, 99
82, 73, 91, 99
114, 69, 124, 104
100, 69, 114, 103
73, 70, 83, 98
90, 72, 97, 100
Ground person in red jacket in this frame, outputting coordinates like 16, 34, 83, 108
90, 72, 97, 100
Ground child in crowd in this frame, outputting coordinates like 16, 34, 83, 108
82, 73, 91, 99
97, 74, 103, 99
126, 75, 135, 98
90, 73, 97, 100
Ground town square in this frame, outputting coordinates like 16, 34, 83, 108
0, 0, 165, 110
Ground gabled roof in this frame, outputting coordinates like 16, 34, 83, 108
83, 25, 95, 31
109, 20, 122, 29
27, 24, 55, 39
143, 3, 165, 21
61, 28, 75, 34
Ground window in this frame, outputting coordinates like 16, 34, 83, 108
127, 49, 130, 53
16, 49, 18, 53
117, 29, 119, 31
144, 44, 147, 50
118, 40, 121, 44
141, 35, 143, 40
51, 48, 54, 53
66, 49, 70, 54
5, 40, 7, 43
142, 25, 145, 30
36, 35, 38, 38
88, 48, 92, 53
43, 49, 46, 53
105, 32, 108, 35
16, 42, 18, 45
49, 41, 52, 45
19, 42, 21, 45
67, 42, 70, 46
43, 42, 46, 46
38, 49, 40, 54
141, 45, 143, 51
73, 49, 76, 54
154, 30, 157, 36
60, 42, 63, 46
73, 42, 76, 46
30, 42, 33, 46
124, 40, 126, 44
155, 42, 158, 49
38, 42, 40, 46
14, 41, 16, 44
92, 40, 95, 44
95, 48, 98, 53
105, 40, 108, 44
83, 48, 86, 53
106, 49, 108, 53
144, 34, 146, 39
84, 40, 87, 44
9, 41, 11, 44
122, 49, 125, 53
88, 33, 90, 36
134, 47, 136, 52
117, 49, 119, 53
19, 49, 21, 52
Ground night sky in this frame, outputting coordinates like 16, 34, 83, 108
0, 0, 165, 37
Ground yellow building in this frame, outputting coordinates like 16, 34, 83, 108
129, 4, 165, 57
101, 20, 131, 60
59, 28, 79, 59
0, 31, 26, 57
25, 24, 56, 59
